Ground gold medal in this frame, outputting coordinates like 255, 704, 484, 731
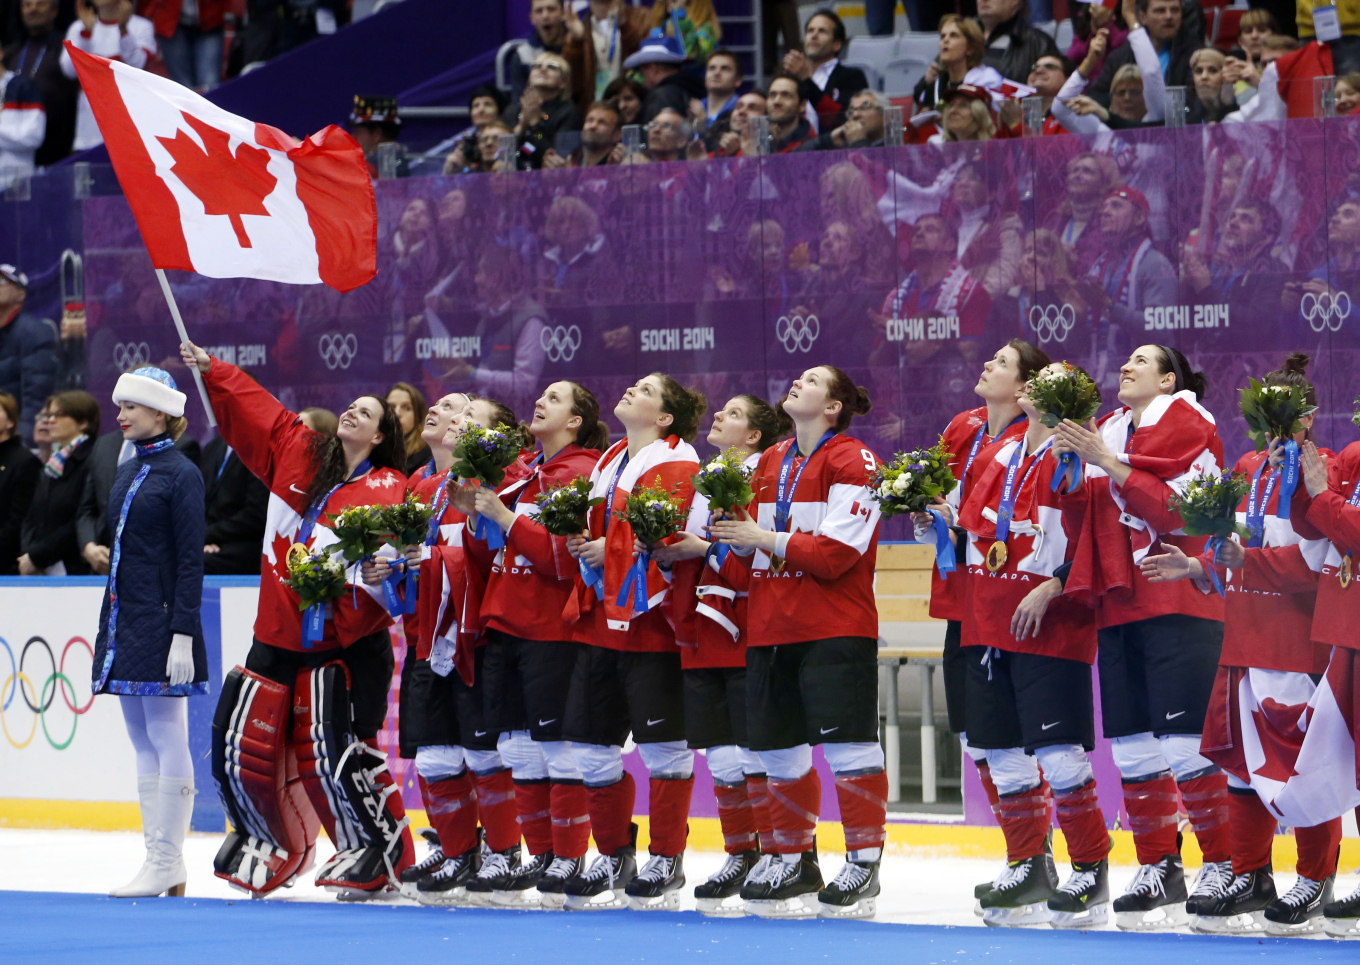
286, 542, 310, 569
986, 540, 1008, 573
770, 554, 787, 575
1342, 553, 1353, 590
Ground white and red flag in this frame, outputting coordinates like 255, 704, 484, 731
64, 42, 376, 292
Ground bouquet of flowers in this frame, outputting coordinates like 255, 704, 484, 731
1027, 362, 1102, 429
1240, 378, 1316, 451
283, 550, 347, 647
537, 476, 607, 598
869, 440, 956, 517
1168, 471, 1251, 597
452, 423, 524, 549
535, 476, 603, 537
325, 504, 390, 565
692, 450, 754, 564
615, 479, 686, 614
1027, 363, 1101, 492
872, 440, 958, 578
375, 493, 435, 615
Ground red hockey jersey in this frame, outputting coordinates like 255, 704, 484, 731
958, 432, 1096, 663
1198, 448, 1331, 674
929, 406, 1028, 621
1064, 390, 1226, 629
473, 444, 601, 643
567, 436, 698, 652
742, 433, 882, 647
404, 467, 478, 659
1302, 441, 1360, 652
203, 361, 405, 652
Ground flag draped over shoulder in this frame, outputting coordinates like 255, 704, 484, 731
64, 42, 376, 292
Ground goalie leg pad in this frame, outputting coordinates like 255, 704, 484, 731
211, 666, 319, 896
293, 664, 410, 893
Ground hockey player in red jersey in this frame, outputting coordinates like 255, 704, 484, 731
465, 381, 607, 906
562, 374, 703, 910
709, 366, 885, 920
956, 363, 1111, 928
180, 340, 414, 900
1055, 345, 1229, 931
651, 394, 791, 916
1143, 353, 1344, 936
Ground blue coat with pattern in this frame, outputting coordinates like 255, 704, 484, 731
91, 436, 209, 696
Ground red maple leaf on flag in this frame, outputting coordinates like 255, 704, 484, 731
157, 112, 277, 249
1249, 697, 1307, 784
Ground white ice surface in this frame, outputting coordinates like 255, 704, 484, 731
1, 828, 1356, 937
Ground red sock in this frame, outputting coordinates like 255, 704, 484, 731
473, 768, 520, 853
714, 780, 759, 855
834, 769, 889, 853
515, 779, 553, 857
550, 780, 591, 859
977, 760, 1002, 822
421, 770, 479, 857
364, 739, 414, 876
648, 775, 694, 856
996, 784, 1051, 862
746, 774, 776, 854
1122, 772, 1179, 866
1295, 818, 1343, 881
1228, 788, 1277, 875
584, 771, 635, 855
1178, 772, 1230, 864
768, 769, 821, 855
1053, 780, 1110, 864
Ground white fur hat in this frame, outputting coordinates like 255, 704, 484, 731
112, 366, 187, 418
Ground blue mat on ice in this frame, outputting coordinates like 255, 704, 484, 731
6, 891, 1355, 965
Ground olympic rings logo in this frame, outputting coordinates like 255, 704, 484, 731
1028, 303, 1077, 344
112, 342, 151, 370
540, 324, 582, 363
775, 314, 819, 354
0, 635, 95, 751
1301, 291, 1350, 333
318, 333, 358, 370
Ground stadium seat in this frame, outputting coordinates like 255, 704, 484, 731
1056, 18, 1074, 53
843, 35, 899, 90
883, 56, 931, 97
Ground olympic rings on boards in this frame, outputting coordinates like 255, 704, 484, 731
0, 635, 96, 750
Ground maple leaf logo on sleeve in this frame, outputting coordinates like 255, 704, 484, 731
157, 112, 277, 249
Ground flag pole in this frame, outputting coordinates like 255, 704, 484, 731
154, 268, 217, 428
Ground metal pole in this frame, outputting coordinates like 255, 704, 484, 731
155, 268, 216, 427
884, 659, 901, 803
920, 663, 937, 804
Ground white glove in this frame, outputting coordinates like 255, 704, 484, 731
429, 636, 456, 678
913, 515, 935, 544
167, 633, 194, 686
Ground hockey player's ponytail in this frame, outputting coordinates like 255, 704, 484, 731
567, 381, 610, 452
737, 394, 793, 451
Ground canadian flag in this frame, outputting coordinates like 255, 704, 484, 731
65, 43, 376, 292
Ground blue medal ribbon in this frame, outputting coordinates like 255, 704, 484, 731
294, 458, 371, 647
581, 557, 606, 599
1051, 450, 1083, 494
475, 509, 506, 550
617, 549, 651, 614
1276, 440, 1299, 520
995, 438, 1050, 545
1244, 457, 1279, 549
960, 414, 1025, 506
775, 431, 836, 533
380, 560, 405, 618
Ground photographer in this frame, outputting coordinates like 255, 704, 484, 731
443, 85, 510, 175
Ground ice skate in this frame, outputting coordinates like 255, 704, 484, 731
980, 855, 1057, 927
535, 855, 584, 910
1323, 880, 1360, 938
625, 853, 685, 911
1188, 866, 1273, 934
464, 847, 522, 906
694, 851, 759, 917
323, 845, 398, 901
975, 831, 1052, 916
491, 850, 554, 908
1184, 860, 1234, 916
398, 829, 445, 899
818, 857, 880, 920
1047, 859, 1109, 929
1112, 854, 1188, 931
1263, 875, 1332, 935
414, 843, 481, 906
743, 851, 823, 919
563, 826, 637, 911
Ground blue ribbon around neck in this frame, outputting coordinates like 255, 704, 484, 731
927, 508, 955, 579
1276, 440, 1299, 520
617, 550, 651, 614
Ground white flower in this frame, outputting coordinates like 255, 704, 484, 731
706, 460, 724, 471
893, 475, 911, 494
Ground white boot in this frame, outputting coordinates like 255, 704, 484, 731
116, 777, 194, 897
109, 774, 160, 898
